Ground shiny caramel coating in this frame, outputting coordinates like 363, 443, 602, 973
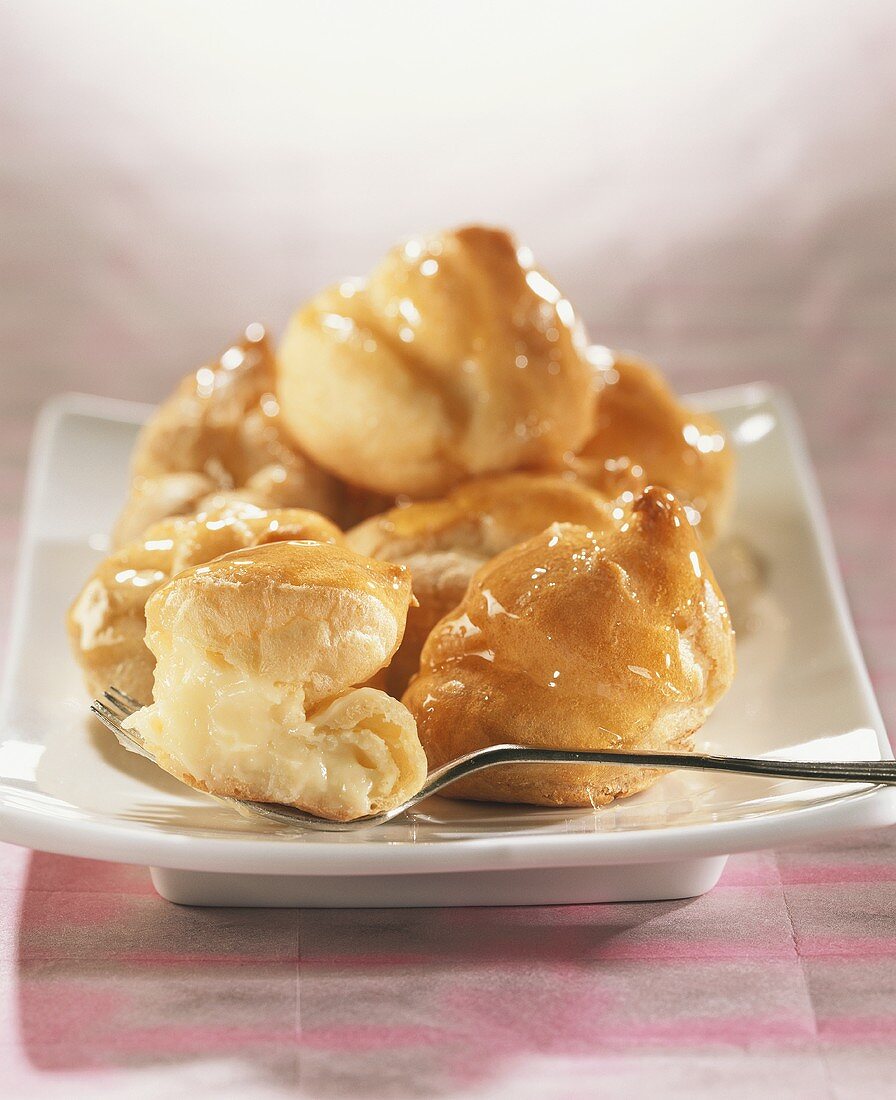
277, 226, 598, 497
403, 487, 735, 806
113, 325, 341, 546
347, 472, 618, 696
567, 349, 734, 543
68, 504, 342, 704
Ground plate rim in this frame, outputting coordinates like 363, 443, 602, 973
1, 386, 894, 877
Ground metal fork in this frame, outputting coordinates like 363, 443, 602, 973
92, 686, 896, 832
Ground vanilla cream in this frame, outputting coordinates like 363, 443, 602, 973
124, 636, 409, 819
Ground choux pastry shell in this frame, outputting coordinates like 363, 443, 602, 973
69, 503, 341, 704
569, 349, 734, 543
277, 226, 599, 498
347, 472, 618, 695
113, 325, 340, 546
403, 486, 735, 806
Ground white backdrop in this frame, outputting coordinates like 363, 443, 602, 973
3, 0, 894, 406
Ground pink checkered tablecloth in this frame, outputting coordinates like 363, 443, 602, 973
2, 3, 896, 1096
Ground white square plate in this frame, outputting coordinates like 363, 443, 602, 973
1, 387, 893, 907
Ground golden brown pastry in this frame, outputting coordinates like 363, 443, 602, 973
403, 486, 735, 806
569, 349, 734, 543
277, 226, 599, 498
113, 325, 341, 546
69, 504, 342, 704
123, 541, 428, 821
347, 472, 618, 695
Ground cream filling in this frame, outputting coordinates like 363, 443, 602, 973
123, 636, 408, 819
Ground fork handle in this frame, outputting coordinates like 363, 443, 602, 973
421, 745, 896, 798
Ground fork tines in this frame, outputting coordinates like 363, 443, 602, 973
91, 687, 153, 759
106, 686, 141, 715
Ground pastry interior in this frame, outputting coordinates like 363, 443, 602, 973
123, 541, 428, 821
403, 486, 736, 806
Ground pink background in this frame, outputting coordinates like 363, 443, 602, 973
1, 2, 895, 1095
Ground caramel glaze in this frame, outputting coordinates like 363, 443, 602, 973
347, 472, 618, 696
113, 325, 342, 546
147, 540, 413, 710
563, 350, 734, 544
403, 486, 736, 807
68, 504, 342, 705
277, 226, 598, 498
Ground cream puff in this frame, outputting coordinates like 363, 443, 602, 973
569, 349, 734, 543
277, 226, 599, 498
346, 472, 618, 696
113, 325, 341, 546
403, 486, 735, 806
69, 503, 342, 704
123, 541, 428, 821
